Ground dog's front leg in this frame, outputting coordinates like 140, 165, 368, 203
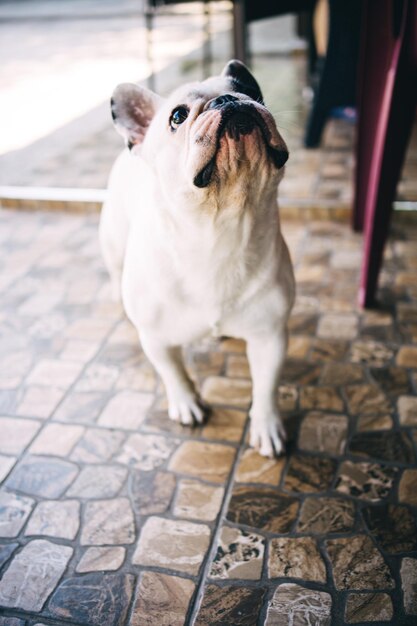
246, 329, 288, 457
140, 335, 206, 426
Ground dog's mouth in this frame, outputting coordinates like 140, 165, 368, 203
193, 103, 288, 188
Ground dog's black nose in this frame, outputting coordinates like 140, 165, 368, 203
207, 94, 238, 109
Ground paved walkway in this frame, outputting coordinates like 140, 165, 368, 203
0, 207, 416, 625
0, 4, 417, 625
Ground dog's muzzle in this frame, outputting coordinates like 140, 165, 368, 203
194, 98, 288, 188
207, 94, 256, 139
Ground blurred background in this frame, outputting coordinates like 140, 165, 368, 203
0, 0, 416, 223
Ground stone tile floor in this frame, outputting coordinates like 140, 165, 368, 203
0, 207, 416, 625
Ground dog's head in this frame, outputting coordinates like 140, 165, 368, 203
111, 61, 288, 207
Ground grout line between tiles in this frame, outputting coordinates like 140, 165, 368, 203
38, 317, 122, 431
186, 417, 252, 625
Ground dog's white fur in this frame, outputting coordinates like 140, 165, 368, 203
100, 61, 295, 457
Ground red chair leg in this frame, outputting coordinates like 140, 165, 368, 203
352, 1, 390, 233
359, 43, 417, 307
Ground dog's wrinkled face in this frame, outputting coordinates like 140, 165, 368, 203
111, 60, 288, 207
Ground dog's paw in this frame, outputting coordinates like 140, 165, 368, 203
168, 394, 209, 426
249, 411, 286, 457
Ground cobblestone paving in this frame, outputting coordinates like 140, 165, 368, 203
0, 208, 416, 625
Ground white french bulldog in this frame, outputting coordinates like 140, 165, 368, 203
100, 60, 295, 457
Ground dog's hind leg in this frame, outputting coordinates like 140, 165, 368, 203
245, 328, 288, 457
140, 335, 207, 426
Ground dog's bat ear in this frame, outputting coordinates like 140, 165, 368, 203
221, 59, 264, 104
110, 83, 163, 151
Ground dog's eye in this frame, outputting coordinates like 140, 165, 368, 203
170, 106, 189, 130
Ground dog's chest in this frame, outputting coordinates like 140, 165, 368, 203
123, 190, 278, 343
126, 237, 252, 343
171, 258, 247, 334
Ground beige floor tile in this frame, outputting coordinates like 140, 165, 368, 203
173, 479, 224, 521
76, 547, 125, 573
396, 346, 417, 368
97, 390, 153, 429
398, 469, 417, 506
25, 500, 80, 539
29, 423, 84, 457
130, 572, 195, 626
81, 498, 135, 545
26, 359, 83, 389
235, 449, 285, 485
201, 376, 252, 408
0, 417, 42, 455
201, 407, 246, 442
169, 441, 236, 483
15, 386, 65, 419
133, 517, 210, 574
0, 455, 17, 482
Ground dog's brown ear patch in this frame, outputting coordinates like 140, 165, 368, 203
111, 83, 162, 149
221, 59, 264, 104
